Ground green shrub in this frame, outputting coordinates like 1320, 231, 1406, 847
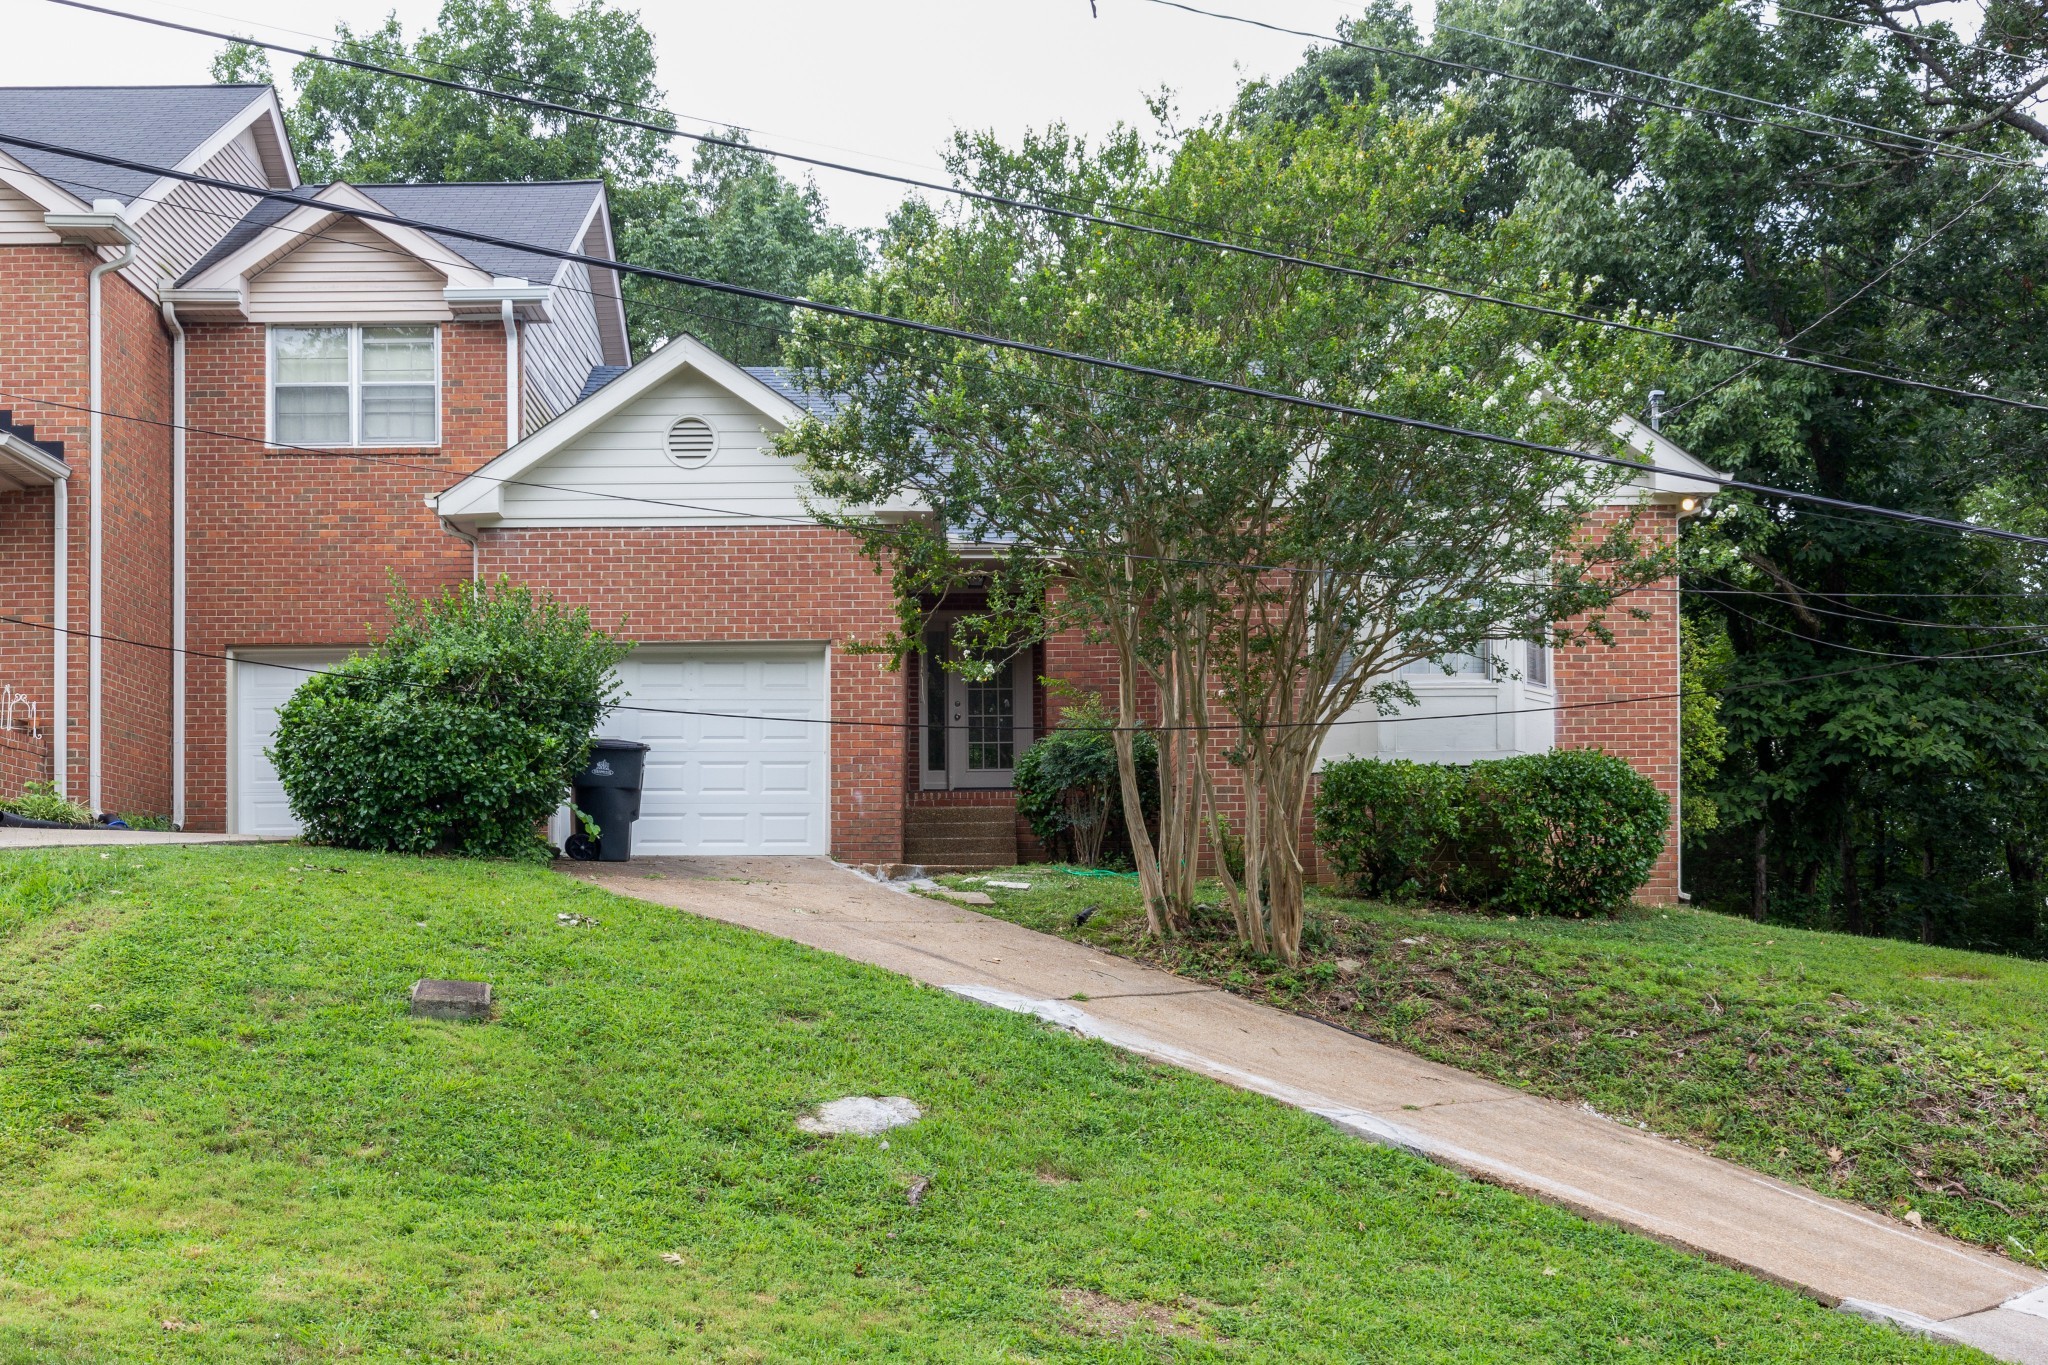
1313, 758, 1461, 899
271, 579, 631, 860
0, 781, 92, 826
1014, 700, 1159, 866
1312, 750, 1669, 914
1462, 749, 1670, 915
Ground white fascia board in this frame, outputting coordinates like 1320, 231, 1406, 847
181, 183, 495, 292
43, 200, 140, 248
445, 281, 552, 322
0, 431, 70, 487
434, 334, 811, 522
128, 87, 293, 225
159, 284, 248, 319
0, 152, 87, 215
1606, 412, 1722, 500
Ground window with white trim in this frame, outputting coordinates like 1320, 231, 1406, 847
1526, 639, 1552, 688
271, 325, 439, 447
1402, 642, 1490, 677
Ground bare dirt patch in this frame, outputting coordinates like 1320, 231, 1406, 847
1056, 1287, 1205, 1340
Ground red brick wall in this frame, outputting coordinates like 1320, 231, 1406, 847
181, 320, 507, 831
477, 525, 908, 865
0, 248, 172, 816
0, 728, 51, 793
1554, 503, 1682, 902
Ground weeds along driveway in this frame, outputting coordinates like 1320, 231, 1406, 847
575, 855, 2048, 1364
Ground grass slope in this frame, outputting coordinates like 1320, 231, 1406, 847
950, 867, 2048, 1268
0, 845, 1983, 1362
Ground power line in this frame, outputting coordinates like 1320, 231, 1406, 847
39, 0, 2048, 417
1772, 4, 2045, 67
8, 129, 2048, 555
1431, 16, 2035, 164
7, 610, 2043, 737
1142, 0, 2035, 171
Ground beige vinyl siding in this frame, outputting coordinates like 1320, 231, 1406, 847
245, 218, 452, 323
497, 367, 807, 525
521, 258, 606, 434
0, 178, 58, 245
129, 131, 269, 289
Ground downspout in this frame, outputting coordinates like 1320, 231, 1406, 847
162, 299, 186, 829
501, 297, 521, 447
87, 235, 136, 815
51, 458, 66, 797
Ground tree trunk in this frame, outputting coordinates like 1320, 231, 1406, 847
1840, 815, 1863, 935
1751, 821, 1769, 922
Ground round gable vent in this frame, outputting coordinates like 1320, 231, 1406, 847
665, 416, 717, 469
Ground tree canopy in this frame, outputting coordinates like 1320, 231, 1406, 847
1247, 0, 2048, 954
212, 0, 863, 362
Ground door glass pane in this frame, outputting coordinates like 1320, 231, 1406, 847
964, 668, 1015, 770
275, 385, 350, 444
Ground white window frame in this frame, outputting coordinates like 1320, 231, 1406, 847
267, 324, 441, 449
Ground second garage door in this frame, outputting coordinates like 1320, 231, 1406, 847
594, 646, 829, 856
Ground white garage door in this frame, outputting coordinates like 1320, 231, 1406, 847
595, 646, 829, 855
233, 651, 352, 836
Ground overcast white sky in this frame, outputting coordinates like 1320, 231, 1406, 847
14, 0, 1410, 227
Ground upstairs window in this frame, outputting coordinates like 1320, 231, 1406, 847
271, 325, 439, 447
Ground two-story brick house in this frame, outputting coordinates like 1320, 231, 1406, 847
0, 84, 1715, 898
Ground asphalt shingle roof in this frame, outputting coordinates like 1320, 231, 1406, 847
0, 85, 268, 205
177, 180, 605, 286
743, 366, 842, 419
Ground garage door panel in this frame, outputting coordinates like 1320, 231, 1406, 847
598, 647, 828, 856
233, 654, 352, 837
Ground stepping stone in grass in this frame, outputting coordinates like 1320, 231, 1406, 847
797, 1096, 922, 1136
410, 979, 492, 1021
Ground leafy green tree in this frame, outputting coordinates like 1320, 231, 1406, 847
1252, 0, 2048, 952
617, 139, 868, 364
781, 100, 1669, 961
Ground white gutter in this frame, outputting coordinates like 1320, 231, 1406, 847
47, 201, 138, 813
162, 298, 187, 829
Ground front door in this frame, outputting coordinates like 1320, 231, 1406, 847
921, 623, 1032, 790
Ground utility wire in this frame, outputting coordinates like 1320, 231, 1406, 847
1431, 15, 2035, 163
8, 129, 2048, 554
1772, 4, 2047, 67
39, 0, 2048, 417
7, 611, 2044, 736
1140, 0, 2036, 171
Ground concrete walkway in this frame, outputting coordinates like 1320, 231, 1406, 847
0, 828, 277, 850
571, 855, 2048, 1363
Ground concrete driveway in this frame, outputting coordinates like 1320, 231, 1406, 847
570, 854, 2048, 1363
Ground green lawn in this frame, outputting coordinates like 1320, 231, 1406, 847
0, 846, 1983, 1361
945, 866, 2048, 1270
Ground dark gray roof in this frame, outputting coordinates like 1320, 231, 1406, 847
176, 179, 606, 286
0, 85, 268, 205
0, 410, 63, 460
744, 366, 843, 419
577, 364, 630, 403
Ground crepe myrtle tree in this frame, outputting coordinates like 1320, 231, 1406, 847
778, 98, 1673, 960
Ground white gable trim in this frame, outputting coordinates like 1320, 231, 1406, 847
1607, 412, 1721, 504
181, 182, 494, 293
127, 87, 297, 225
432, 334, 811, 522
559, 187, 630, 365
0, 150, 88, 216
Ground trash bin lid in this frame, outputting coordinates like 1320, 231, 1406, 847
589, 739, 650, 753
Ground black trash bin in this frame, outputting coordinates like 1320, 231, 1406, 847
566, 738, 649, 862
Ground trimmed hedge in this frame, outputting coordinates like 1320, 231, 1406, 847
1314, 749, 1668, 915
271, 580, 630, 860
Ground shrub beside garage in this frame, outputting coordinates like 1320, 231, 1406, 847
1315, 749, 1669, 915
270, 580, 631, 860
